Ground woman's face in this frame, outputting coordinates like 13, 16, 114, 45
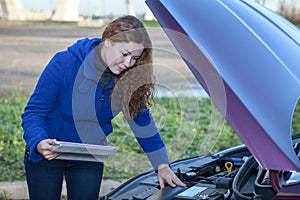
102, 40, 145, 75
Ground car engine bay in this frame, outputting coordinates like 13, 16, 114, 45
101, 134, 300, 200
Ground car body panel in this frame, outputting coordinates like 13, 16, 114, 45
145, 0, 300, 172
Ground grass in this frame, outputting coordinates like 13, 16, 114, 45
142, 20, 161, 27
0, 97, 27, 182
1, 95, 300, 181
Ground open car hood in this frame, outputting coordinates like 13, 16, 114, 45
146, 0, 300, 172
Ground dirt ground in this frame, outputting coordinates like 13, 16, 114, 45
0, 22, 204, 97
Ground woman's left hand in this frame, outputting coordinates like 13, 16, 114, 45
157, 163, 187, 189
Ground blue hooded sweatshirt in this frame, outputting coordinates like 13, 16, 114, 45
22, 38, 169, 169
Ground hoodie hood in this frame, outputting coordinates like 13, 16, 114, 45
68, 38, 102, 62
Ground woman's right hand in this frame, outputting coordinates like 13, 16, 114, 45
36, 139, 61, 160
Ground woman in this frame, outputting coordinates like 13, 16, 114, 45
22, 15, 186, 200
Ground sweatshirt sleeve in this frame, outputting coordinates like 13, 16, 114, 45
22, 52, 65, 162
127, 108, 170, 170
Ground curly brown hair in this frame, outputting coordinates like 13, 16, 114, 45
102, 15, 155, 120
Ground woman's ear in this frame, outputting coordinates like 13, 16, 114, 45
104, 39, 112, 48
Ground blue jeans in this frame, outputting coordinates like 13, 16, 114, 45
24, 151, 104, 200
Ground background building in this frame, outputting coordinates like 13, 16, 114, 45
0, 0, 299, 24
